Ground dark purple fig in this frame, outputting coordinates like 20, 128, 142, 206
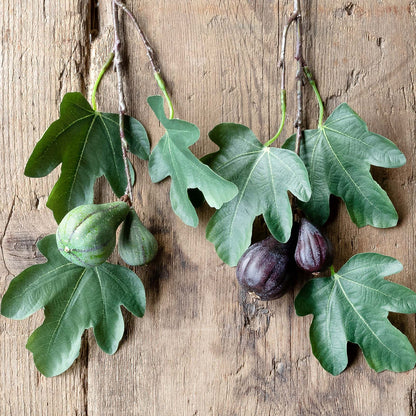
294, 218, 333, 273
236, 235, 296, 300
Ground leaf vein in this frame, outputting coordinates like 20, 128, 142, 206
214, 150, 262, 173
227, 152, 266, 253
336, 276, 400, 358
66, 115, 98, 208
46, 268, 87, 354
321, 128, 382, 215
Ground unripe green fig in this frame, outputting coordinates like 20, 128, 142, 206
118, 208, 158, 266
56, 201, 130, 267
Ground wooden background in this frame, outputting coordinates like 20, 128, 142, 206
1, 0, 415, 414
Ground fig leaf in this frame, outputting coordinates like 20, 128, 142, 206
283, 103, 406, 227
296, 253, 416, 375
147, 95, 238, 227
1, 235, 145, 377
203, 123, 311, 266
25, 92, 149, 223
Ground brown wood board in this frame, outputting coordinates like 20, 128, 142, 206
1, 1, 416, 415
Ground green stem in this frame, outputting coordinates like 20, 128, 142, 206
330, 265, 335, 276
91, 52, 115, 111
264, 90, 286, 147
303, 66, 324, 128
155, 72, 174, 119
113, 1, 175, 120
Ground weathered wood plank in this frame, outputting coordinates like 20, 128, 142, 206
0, 1, 90, 415
1, 1, 416, 415
86, 1, 416, 415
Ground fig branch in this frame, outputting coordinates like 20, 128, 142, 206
112, 0, 133, 202
264, 7, 298, 147
266, 0, 324, 151
113, 0, 159, 73
265, 0, 305, 148
114, 0, 174, 119
294, 0, 303, 156
293, 1, 325, 129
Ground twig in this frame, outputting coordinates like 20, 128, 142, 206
114, 0, 174, 119
112, 1, 133, 202
264, 7, 298, 147
279, 10, 299, 91
281, 0, 304, 215
294, 0, 304, 156
113, 0, 159, 73
291, 1, 325, 146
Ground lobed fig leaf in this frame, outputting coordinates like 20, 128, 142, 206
296, 253, 416, 375
118, 208, 158, 266
147, 95, 238, 227
1, 235, 145, 377
203, 123, 311, 266
25, 92, 149, 223
56, 201, 130, 267
283, 103, 406, 228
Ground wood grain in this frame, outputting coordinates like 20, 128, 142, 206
1, 1, 416, 415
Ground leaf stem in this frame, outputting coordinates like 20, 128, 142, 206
330, 265, 335, 276
114, 0, 175, 119
155, 72, 174, 119
91, 52, 114, 111
264, 90, 286, 147
303, 66, 324, 128
112, 1, 133, 202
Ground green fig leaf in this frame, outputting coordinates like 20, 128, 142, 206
203, 123, 311, 266
295, 253, 416, 375
118, 208, 158, 266
147, 95, 238, 227
1, 235, 145, 377
25, 92, 150, 223
283, 103, 406, 227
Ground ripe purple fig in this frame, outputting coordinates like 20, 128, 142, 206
294, 218, 333, 273
236, 235, 296, 300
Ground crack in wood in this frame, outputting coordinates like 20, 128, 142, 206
42, 0, 47, 21
1, 196, 16, 277
239, 289, 272, 338
89, 0, 100, 42
410, 387, 416, 416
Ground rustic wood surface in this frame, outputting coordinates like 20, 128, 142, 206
1, 1, 416, 415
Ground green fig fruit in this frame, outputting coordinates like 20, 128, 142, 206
118, 208, 158, 266
56, 201, 130, 267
